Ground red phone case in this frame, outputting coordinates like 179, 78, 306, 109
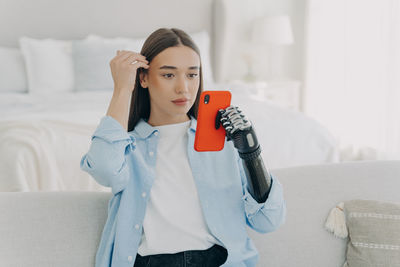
194, 90, 232, 152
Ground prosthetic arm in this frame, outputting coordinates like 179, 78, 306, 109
216, 106, 272, 204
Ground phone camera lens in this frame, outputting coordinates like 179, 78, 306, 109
204, 94, 210, 104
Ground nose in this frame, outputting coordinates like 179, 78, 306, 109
175, 75, 189, 94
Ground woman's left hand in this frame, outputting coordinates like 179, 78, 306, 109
216, 106, 259, 154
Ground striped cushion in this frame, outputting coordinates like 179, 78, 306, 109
344, 199, 400, 267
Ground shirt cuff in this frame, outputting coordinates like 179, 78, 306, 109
92, 115, 135, 144
242, 174, 282, 219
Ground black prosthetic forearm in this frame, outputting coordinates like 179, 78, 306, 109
240, 147, 272, 203
217, 106, 273, 203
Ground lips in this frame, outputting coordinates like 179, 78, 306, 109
172, 98, 189, 103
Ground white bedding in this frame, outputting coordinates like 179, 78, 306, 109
0, 83, 340, 192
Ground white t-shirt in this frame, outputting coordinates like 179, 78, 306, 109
138, 119, 220, 256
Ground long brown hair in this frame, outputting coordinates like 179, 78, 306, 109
127, 28, 204, 132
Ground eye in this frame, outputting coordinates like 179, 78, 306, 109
188, 73, 198, 78
162, 73, 174, 78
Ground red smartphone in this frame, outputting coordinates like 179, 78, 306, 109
194, 90, 232, 152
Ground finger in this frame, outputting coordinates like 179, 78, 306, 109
119, 51, 148, 62
123, 54, 149, 64
116, 50, 130, 56
130, 61, 150, 69
113, 50, 128, 61
120, 53, 148, 65
116, 51, 134, 60
113, 50, 134, 61
215, 110, 225, 130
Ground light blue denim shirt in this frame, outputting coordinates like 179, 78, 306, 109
80, 115, 286, 267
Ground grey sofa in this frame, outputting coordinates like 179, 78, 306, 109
1, 160, 399, 267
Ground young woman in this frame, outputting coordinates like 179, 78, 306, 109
80, 28, 286, 267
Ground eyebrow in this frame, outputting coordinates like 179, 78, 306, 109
159, 65, 200, 70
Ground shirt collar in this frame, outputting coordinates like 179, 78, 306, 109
133, 115, 197, 139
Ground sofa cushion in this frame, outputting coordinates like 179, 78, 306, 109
343, 199, 400, 267
1, 160, 400, 267
248, 160, 400, 267
0, 192, 111, 267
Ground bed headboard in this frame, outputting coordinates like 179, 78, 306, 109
0, 0, 263, 83
0, 0, 214, 46
0, 0, 231, 81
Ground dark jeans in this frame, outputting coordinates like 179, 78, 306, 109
133, 244, 228, 267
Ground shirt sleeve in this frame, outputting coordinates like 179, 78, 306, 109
80, 115, 136, 195
237, 153, 287, 234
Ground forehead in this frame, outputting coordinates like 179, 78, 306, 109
152, 45, 200, 68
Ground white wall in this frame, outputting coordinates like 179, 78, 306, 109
216, 0, 306, 83
255, 0, 306, 82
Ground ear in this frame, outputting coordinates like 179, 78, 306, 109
139, 70, 148, 88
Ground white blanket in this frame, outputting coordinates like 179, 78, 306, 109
0, 87, 339, 192
0, 119, 109, 192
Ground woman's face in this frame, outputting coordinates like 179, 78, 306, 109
140, 45, 201, 126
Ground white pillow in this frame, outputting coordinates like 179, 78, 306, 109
71, 37, 133, 91
0, 47, 28, 93
19, 36, 74, 94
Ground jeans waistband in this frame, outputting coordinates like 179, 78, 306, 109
134, 244, 228, 267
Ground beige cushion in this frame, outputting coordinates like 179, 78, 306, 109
344, 199, 400, 267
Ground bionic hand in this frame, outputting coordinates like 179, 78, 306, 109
216, 106, 272, 203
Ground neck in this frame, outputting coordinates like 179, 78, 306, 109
147, 113, 190, 127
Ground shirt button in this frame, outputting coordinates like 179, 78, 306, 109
154, 131, 159, 136
128, 255, 133, 262
142, 192, 147, 198
149, 151, 154, 156
135, 224, 140, 229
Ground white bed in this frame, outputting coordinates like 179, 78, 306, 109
0, 0, 339, 192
